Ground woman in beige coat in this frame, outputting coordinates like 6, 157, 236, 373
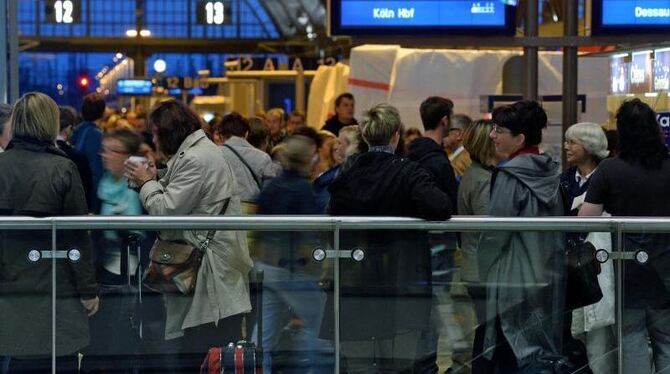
125, 100, 252, 371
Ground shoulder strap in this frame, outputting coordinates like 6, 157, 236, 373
223, 144, 262, 189
200, 198, 231, 251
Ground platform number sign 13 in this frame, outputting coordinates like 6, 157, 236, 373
45, 0, 81, 24
197, 0, 233, 25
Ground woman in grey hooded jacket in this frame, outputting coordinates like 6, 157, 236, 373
478, 101, 566, 372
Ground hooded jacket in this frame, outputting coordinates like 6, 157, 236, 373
323, 151, 451, 340
477, 153, 566, 366
407, 137, 458, 215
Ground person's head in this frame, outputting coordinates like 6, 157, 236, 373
287, 111, 306, 135
281, 135, 317, 177
403, 128, 422, 151
564, 122, 609, 167
420, 96, 453, 138
148, 99, 203, 157
318, 130, 340, 167
335, 93, 355, 123
361, 103, 403, 149
444, 113, 471, 150
0, 103, 13, 149
337, 125, 364, 161
265, 108, 285, 137
11, 92, 59, 143
247, 116, 270, 152
81, 93, 106, 122
101, 129, 143, 177
463, 119, 499, 167
490, 100, 547, 158
293, 126, 323, 150
616, 98, 669, 169
59, 106, 78, 141
212, 112, 250, 145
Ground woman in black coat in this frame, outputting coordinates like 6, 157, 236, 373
325, 103, 452, 373
0, 93, 98, 373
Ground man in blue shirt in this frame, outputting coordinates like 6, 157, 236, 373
71, 93, 105, 211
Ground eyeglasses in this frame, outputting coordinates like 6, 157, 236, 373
492, 124, 511, 135
101, 147, 129, 155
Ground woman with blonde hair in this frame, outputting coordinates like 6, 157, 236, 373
457, 119, 501, 373
312, 130, 339, 179
0, 92, 98, 372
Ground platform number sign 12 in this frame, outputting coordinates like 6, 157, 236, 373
45, 0, 80, 24
197, 0, 233, 25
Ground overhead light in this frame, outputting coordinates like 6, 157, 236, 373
140, 29, 151, 37
552, 14, 559, 22
154, 59, 167, 73
115, 52, 123, 59
632, 50, 653, 56
297, 12, 309, 26
612, 53, 629, 59
126, 29, 138, 37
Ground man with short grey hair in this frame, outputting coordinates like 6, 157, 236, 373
0, 103, 12, 151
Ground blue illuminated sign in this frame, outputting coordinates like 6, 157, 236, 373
117, 79, 153, 96
593, 0, 670, 33
329, 0, 516, 35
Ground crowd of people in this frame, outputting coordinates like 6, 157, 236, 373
0, 89, 667, 374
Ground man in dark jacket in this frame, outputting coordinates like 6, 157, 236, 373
71, 93, 105, 211
321, 92, 358, 136
326, 103, 452, 373
407, 96, 461, 372
57, 106, 95, 213
408, 96, 458, 211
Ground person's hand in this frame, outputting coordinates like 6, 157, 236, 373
124, 158, 156, 188
81, 296, 99, 317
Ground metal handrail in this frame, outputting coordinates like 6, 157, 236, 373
0, 215, 669, 232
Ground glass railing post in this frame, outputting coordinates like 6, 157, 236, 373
51, 219, 57, 374
616, 222, 624, 374
334, 222, 340, 374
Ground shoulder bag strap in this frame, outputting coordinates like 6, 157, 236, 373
223, 144, 263, 189
200, 197, 231, 252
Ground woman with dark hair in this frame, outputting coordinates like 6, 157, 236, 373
479, 100, 566, 371
580, 99, 670, 374
125, 100, 252, 371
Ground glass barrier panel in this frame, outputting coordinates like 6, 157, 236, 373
56, 227, 335, 373
0, 229, 57, 373
621, 230, 670, 374
335, 227, 621, 374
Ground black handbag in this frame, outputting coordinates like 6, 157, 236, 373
565, 239, 603, 310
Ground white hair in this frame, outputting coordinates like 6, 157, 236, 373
565, 122, 609, 160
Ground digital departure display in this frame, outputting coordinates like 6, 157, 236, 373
117, 80, 153, 96
329, 0, 516, 35
593, 0, 670, 34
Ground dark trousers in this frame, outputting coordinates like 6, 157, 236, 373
467, 285, 496, 374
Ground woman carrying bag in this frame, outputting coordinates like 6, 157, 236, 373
125, 100, 252, 373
